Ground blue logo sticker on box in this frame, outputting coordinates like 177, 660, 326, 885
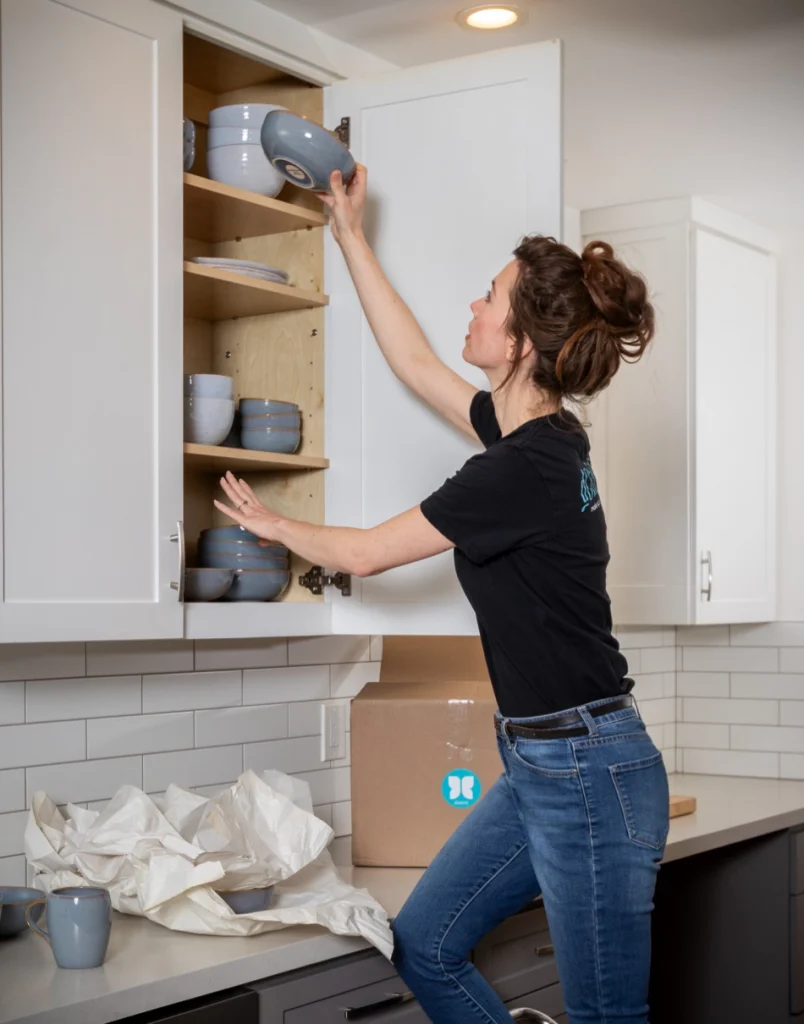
441, 769, 481, 808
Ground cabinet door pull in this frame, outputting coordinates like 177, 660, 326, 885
535, 943, 554, 957
170, 521, 185, 602
701, 550, 713, 602
343, 991, 415, 1019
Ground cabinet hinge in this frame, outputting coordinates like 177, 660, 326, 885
333, 116, 350, 148
299, 566, 352, 597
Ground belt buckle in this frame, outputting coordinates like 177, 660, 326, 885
498, 719, 514, 741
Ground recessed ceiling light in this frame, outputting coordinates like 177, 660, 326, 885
456, 5, 522, 30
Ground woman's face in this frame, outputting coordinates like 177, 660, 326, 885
463, 260, 520, 372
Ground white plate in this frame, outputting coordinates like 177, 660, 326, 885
191, 256, 288, 279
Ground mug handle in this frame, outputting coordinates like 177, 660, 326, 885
25, 899, 50, 944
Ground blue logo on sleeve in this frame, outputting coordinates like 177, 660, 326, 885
580, 458, 600, 512
441, 769, 482, 808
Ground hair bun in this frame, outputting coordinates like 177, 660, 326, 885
580, 239, 654, 359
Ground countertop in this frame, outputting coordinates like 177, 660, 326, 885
3, 772, 804, 1024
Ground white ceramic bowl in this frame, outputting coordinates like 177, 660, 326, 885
184, 397, 235, 446
184, 374, 233, 399
207, 127, 261, 150
208, 103, 285, 129
207, 145, 285, 197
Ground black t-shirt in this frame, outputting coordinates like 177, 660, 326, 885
420, 391, 630, 718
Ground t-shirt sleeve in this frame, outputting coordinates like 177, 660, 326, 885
470, 390, 501, 448
420, 444, 553, 564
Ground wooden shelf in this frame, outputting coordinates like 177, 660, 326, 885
184, 443, 329, 472
184, 174, 326, 242
184, 262, 328, 320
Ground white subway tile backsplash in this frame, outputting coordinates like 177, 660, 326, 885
731, 725, 804, 754
731, 673, 804, 700
614, 627, 664, 648
0, 855, 25, 885
143, 745, 243, 792
289, 636, 370, 667
26, 757, 142, 805
0, 810, 29, 856
677, 626, 730, 646
295, 767, 351, 805
288, 701, 323, 738
243, 736, 322, 775
677, 723, 730, 749
682, 646, 778, 673
663, 749, 677, 774
0, 721, 85, 770
0, 683, 24, 725
330, 662, 381, 699
781, 754, 804, 780
332, 801, 351, 837
645, 723, 664, 748
665, 722, 676, 747
0, 769, 24, 813
194, 782, 238, 799
632, 674, 665, 701
621, 649, 642, 675
782, 702, 804, 727
195, 704, 287, 748
313, 803, 333, 827
677, 672, 730, 698
143, 671, 241, 713
26, 676, 141, 723
0, 643, 85, 682
731, 623, 804, 647
194, 639, 287, 672
682, 748, 779, 778
638, 697, 676, 725
87, 641, 193, 677
87, 713, 193, 759
640, 647, 677, 674
683, 697, 778, 725
243, 665, 329, 706
780, 649, 804, 674
663, 673, 676, 698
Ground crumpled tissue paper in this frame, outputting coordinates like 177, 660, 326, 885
24, 768, 393, 958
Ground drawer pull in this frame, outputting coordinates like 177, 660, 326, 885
535, 943, 554, 957
343, 991, 415, 1019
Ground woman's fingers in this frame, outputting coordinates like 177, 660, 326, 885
221, 472, 249, 507
239, 478, 262, 506
330, 169, 345, 198
213, 499, 245, 525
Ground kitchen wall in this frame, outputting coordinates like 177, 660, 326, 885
0, 629, 677, 885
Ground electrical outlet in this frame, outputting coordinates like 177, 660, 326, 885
320, 703, 346, 762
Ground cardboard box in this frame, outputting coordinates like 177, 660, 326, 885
351, 637, 500, 868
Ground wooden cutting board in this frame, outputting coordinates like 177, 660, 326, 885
670, 794, 696, 818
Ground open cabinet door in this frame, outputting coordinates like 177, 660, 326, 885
324, 41, 562, 635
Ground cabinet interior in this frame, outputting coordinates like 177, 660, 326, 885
182, 32, 327, 605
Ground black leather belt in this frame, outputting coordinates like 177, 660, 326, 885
496, 694, 635, 740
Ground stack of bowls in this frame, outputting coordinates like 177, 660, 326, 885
197, 526, 290, 601
185, 375, 235, 446
0, 887, 45, 938
240, 398, 301, 454
208, 104, 286, 196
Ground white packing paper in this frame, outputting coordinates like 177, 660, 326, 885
25, 769, 393, 958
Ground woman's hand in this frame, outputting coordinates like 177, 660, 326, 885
318, 164, 367, 245
213, 472, 285, 544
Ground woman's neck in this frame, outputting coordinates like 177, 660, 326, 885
489, 378, 561, 437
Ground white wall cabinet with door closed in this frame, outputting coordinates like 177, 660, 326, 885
582, 198, 778, 625
0, 0, 562, 642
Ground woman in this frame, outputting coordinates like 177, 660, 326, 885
215, 166, 669, 1024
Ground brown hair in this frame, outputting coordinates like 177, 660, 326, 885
502, 235, 654, 400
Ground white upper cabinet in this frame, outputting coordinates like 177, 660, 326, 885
582, 198, 778, 625
324, 42, 562, 635
0, 0, 184, 641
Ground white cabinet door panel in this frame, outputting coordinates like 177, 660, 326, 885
0, 0, 183, 640
325, 42, 561, 634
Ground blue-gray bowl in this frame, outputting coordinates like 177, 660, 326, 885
199, 551, 289, 572
240, 398, 298, 416
261, 110, 356, 192
199, 526, 286, 551
217, 886, 276, 914
199, 539, 289, 561
241, 428, 300, 455
241, 412, 301, 429
184, 568, 235, 602
221, 569, 290, 602
0, 887, 45, 938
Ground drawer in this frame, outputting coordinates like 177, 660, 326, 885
505, 981, 565, 1021
791, 829, 804, 895
474, 906, 559, 1001
250, 950, 414, 1024
124, 987, 258, 1023
793, 893, 804, 1015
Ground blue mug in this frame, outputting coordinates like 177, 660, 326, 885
26, 887, 112, 969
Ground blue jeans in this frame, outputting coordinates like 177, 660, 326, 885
391, 696, 670, 1023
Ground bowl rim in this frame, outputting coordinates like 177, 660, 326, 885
232, 568, 291, 576
262, 109, 352, 158
241, 426, 300, 434
0, 886, 43, 906
239, 398, 299, 406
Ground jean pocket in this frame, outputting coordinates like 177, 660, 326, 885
609, 749, 670, 850
509, 738, 579, 778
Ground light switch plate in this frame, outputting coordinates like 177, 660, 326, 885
320, 703, 346, 761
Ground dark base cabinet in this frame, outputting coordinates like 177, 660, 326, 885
650, 828, 800, 1024
123, 987, 259, 1023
